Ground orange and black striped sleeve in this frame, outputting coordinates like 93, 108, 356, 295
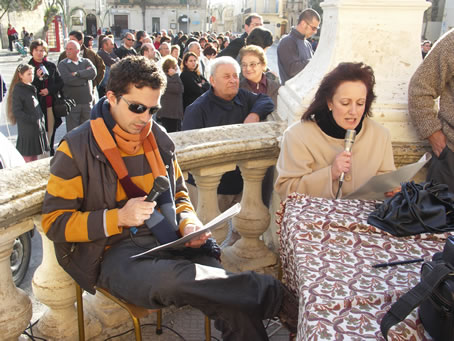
42, 140, 122, 242
173, 158, 202, 235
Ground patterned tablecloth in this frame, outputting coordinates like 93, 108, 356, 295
277, 194, 451, 341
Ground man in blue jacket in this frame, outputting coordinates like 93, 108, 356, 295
182, 56, 274, 210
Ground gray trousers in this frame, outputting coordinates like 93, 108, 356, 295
97, 235, 283, 341
427, 147, 454, 193
66, 103, 92, 132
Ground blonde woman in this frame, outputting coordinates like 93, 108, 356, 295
7, 64, 49, 162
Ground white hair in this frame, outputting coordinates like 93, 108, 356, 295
188, 41, 201, 51
209, 56, 240, 78
66, 40, 80, 50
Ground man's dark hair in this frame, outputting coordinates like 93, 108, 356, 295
246, 27, 273, 49
69, 30, 84, 42
107, 56, 166, 98
302, 62, 376, 121
245, 13, 263, 26
160, 36, 171, 43
297, 8, 321, 25
136, 30, 146, 42
29, 39, 48, 56
83, 35, 93, 47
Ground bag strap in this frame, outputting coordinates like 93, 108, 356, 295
380, 263, 453, 340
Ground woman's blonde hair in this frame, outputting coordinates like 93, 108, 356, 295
7, 64, 34, 125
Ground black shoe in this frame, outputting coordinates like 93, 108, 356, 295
277, 283, 299, 334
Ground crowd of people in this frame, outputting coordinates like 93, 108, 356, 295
2, 8, 453, 341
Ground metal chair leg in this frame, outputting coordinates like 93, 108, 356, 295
156, 309, 163, 335
205, 315, 211, 341
131, 315, 142, 341
75, 283, 85, 341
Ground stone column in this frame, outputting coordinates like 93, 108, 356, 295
0, 220, 33, 341
192, 163, 237, 244
32, 216, 101, 340
222, 159, 277, 273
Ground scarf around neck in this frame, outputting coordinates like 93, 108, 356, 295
90, 99, 167, 199
314, 109, 364, 139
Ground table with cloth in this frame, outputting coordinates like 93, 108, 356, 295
277, 193, 451, 341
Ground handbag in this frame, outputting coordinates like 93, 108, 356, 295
367, 181, 454, 236
380, 236, 454, 341
53, 91, 76, 118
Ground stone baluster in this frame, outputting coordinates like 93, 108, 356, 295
192, 163, 237, 244
0, 220, 33, 341
222, 159, 277, 273
32, 216, 101, 340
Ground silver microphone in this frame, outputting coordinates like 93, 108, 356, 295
339, 129, 356, 183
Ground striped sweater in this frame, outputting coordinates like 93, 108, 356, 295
42, 120, 199, 244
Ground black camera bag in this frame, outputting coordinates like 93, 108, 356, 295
380, 236, 454, 340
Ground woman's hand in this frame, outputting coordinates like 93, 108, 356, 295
117, 196, 156, 227
331, 151, 352, 180
39, 88, 49, 96
384, 186, 401, 197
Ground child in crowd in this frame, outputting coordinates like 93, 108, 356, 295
7, 64, 49, 162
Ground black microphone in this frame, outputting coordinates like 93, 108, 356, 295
146, 176, 170, 202
336, 129, 356, 199
130, 176, 170, 235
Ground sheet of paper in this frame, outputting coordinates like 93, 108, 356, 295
131, 203, 241, 258
344, 152, 432, 200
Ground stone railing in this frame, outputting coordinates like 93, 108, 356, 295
0, 121, 286, 340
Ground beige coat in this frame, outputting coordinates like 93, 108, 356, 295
275, 118, 396, 200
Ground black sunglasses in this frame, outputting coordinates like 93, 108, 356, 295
120, 96, 161, 115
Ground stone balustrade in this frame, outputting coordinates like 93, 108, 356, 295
0, 121, 286, 340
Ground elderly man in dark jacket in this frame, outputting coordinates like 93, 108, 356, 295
182, 56, 274, 211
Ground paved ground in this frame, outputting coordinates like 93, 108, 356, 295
2, 44, 289, 340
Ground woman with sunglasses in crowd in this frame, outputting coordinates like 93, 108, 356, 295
28, 39, 63, 156
180, 52, 210, 111
7, 64, 49, 162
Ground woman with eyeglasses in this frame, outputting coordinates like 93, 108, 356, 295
239, 45, 280, 108
180, 52, 210, 110
156, 56, 184, 132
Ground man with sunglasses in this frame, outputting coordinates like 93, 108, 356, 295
115, 32, 138, 59
42, 56, 296, 340
277, 8, 321, 85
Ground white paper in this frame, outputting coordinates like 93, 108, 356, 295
131, 203, 241, 258
343, 152, 432, 200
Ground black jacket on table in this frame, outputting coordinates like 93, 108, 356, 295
182, 87, 274, 194
180, 70, 209, 110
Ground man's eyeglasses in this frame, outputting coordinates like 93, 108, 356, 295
120, 96, 161, 115
125, 37, 135, 42
241, 62, 261, 69
304, 20, 320, 32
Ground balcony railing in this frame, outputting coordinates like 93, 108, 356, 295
0, 121, 285, 340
